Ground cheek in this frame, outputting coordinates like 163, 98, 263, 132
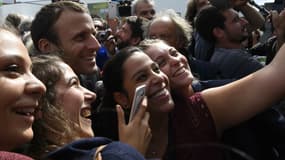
0, 81, 23, 107
64, 44, 83, 57
59, 90, 83, 121
160, 67, 171, 78
181, 57, 191, 69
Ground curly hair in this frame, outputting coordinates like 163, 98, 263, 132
27, 54, 86, 159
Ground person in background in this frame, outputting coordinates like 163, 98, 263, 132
146, 9, 192, 58
31, 1, 101, 93
0, 26, 46, 157
185, 0, 210, 26
250, 9, 285, 64
186, 0, 265, 62
131, 0, 156, 20
4, 13, 34, 54
31, 2, 105, 136
92, 16, 116, 70
115, 16, 148, 50
27, 54, 151, 159
195, 5, 264, 79
146, 9, 219, 80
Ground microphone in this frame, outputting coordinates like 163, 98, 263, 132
249, 0, 270, 17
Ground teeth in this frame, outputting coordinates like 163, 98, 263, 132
81, 108, 91, 118
15, 108, 35, 116
153, 88, 167, 97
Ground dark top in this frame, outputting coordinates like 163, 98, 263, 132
210, 48, 263, 79
45, 137, 145, 160
169, 93, 222, 160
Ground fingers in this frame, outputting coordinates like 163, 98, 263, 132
143, 112, 152, 140
116, 105, 126, 128
142, 112, 150, 126
132, 97, 147, 122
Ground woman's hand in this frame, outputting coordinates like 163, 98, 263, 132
116, 98, 152, 155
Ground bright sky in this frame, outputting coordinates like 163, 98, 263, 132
10, 0, 277, 5
6, 0, 277, 5
256, 0, 275, 5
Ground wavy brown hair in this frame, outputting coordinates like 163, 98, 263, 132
27, 54, 87, 159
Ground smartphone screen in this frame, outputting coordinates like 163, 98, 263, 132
129, 84, 146, 122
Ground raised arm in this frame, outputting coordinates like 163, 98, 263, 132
202, 44, 285, 133
231, 0, 265, 31
271, 10, 285, 51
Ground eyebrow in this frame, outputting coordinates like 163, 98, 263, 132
131, 61, 156, 80
0, 54, 29, 66
131, 69, 145, 81
67, 76, 79, 85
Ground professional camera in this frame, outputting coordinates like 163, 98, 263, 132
117, 0, 132, 17
96, 30, 110, 43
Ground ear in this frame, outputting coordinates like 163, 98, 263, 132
38, 39, 59, 53
213, 27, 224, 40
113, 92, 130, 109
130, 37, 141, 46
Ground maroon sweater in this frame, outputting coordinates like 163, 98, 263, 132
169, 93, 222, 160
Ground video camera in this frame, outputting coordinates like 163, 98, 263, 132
117, 0, 132, 17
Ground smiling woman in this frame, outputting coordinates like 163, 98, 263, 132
26, 54, 96, 159
0, 27, 46, 152
26, 54, 151, 160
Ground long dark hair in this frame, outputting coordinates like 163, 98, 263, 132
92, 47, 143, 140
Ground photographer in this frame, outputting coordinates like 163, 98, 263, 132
250, 9, 285, 64
115, 16, 149, 50
93, 17, 117, 70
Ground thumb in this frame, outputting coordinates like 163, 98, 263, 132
116, 105, 126, 128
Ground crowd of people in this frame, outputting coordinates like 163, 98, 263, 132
1, 0, 285, 160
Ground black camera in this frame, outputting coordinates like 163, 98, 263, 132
96, 30, 110, 43
118, 0, 132, 17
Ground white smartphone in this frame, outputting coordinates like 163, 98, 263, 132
108, 1, 118, 19
129, 84, 146, 123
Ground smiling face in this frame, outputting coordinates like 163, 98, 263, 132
53, 10, 101, 75
0, 29, 46, 150
222, 8, 249, 44
134, 1, 155, 20
143, 41, 194, 90
54, 62, 96, 137
121, 52, 174, 113
115, 22, 134, 49
148, 17, 181, 50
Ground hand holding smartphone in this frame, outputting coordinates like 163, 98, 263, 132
129, 84, 146, 123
